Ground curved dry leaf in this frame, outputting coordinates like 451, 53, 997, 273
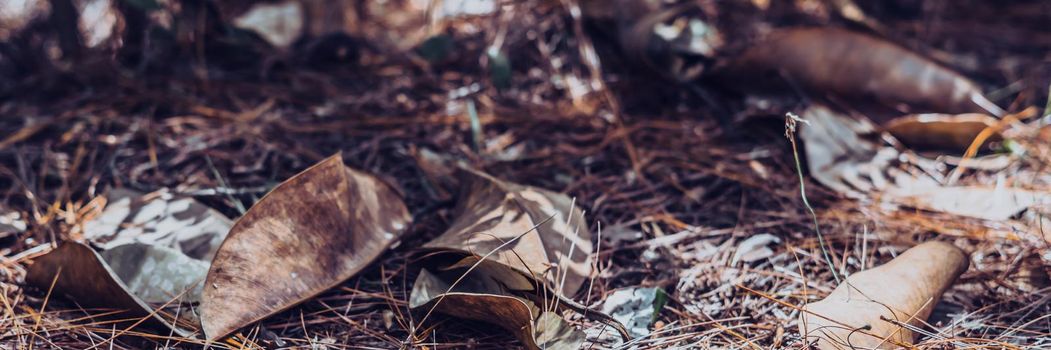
201, 154, 411, 340
884, 113, 1002, 151
421, 168, 593, 296
83, 188, 233, 261
722, 28, 1004, 116
409, 269, 584, 350
799, 104, 905, 198
800, 241, 968, 349
26, 242, 199, 337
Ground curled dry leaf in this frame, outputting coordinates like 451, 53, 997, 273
798, 103, 903, 198
722, 28, 1004, 116
800, 241, 968, 350
410, 269, 584, 350
421, 167, 593, 295
884, 113, 1003, 152
409, 168, 597, 349
201, 154, 411, 340
26, 189, 233, 336
26, 242, 201, 336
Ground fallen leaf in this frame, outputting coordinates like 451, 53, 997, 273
201, 153, 411, 340
409, 268, 585, 350
26, 242, 200, 336
409, 168, 604, 348
798, 104, 901, 198
888, 186, 1051, 222
25, 189, 234, 336
799, 241, 968, 350
99, 243, 210, 304
82, 188, 233, 260
884, 113, 1003, 152
421, 167, 593, 296
231, 1, 304, 48
721, 28, 1004, 116
798, 104, 1051, 236
599, 287, 668, 339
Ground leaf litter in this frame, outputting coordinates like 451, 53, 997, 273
2, 1, 1051, 349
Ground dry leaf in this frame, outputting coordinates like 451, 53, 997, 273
800, 241, 968, 350
409, 268, 585, 350
409, 168, 597, 349
201, 153, 411, 340
421, 167, 593, 295
888, 186, 1051, 222
232, 1, 304, 48
884, 113, 1002, 151
599, 287, 668, 339
798, 104, 1051, 233
26, 242, 201, 337
722, 28, 1004, 116
82, 188, 234, 261
798, 104, 903, 198
25, 189, 234, 336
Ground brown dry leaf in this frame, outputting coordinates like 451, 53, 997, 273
201, 153, 411, 340
421, 167, 593, 296
884, 113, 1002, 152
799, 241, 968, 350
722, 28, 1004, 116
409, 168, 595, 349
26, 242, 201, 337
25, 189, 234, 337
409, 268, 585, 350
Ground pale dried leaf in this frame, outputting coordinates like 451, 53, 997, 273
83, 188, 233, 261
233, 1, 304, 48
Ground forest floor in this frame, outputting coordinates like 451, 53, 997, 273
1, 0, 1050, 349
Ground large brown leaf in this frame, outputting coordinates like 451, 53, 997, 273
201, 153, 411, 340
421, 168, 593, 296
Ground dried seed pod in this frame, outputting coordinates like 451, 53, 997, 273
800, 241, 968, 349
